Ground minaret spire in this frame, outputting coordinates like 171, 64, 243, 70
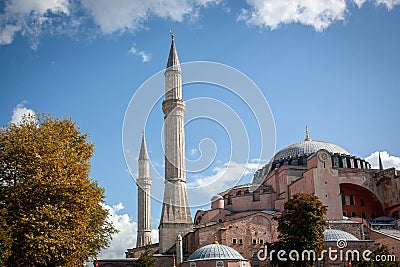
159, 34, 193, 254
166, 32, 181, 71
379, 152, 384, 170
305, 125, 311, 141
136, 131, 152, 247
139, 130, 149, 160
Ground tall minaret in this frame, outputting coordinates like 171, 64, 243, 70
159, 33, 193, 254
136, 132, 152, 247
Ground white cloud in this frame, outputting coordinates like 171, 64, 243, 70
0, 0, 74, 49
365, 151, 400, 170
99, 203, 159, 259
0, 24, 22, 45
4, 0, 70, 15
99, 203, 136, 259
80, 0, 147, 34
128, 45, 151, 63
238, 0, 348, 31
80, 0, 221, 34
352, 0, 400, 9
188, 160, 260, 195
10, 102, 35, 125
353, 0, 367, 8
0, 0, 221, 48
1, 0, 400, 48
151, 229, 159, 244
374, 0, 400, 9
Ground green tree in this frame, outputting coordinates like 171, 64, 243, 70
352, 245, 400, 267
0, 114, 117, 266
271, 194, 327, 267
135, 244, 155, 267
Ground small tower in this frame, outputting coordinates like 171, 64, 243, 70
379, 152, 384, 170
136, 132, 152, 247
159, 33, 193, 253
305, 125, 311, 141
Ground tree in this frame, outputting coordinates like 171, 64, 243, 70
0, 114, 117, 266
135, 244, 155, 267
352, 245, 400, 267
0, 208, 11, 266
271, 194, 327, 267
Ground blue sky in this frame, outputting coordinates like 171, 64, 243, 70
1, 0, 400, 259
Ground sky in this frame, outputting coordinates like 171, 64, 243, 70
1, 0, 400, 260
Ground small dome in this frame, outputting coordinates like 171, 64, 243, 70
211, 195, 223, 202
324, 229, 359, 241
187, 244, 245, 261
274, 140, 350, 161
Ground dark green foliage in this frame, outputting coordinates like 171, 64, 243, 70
271, 194, 327, 267
135, 244, 155, 267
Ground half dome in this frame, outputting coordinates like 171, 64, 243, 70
187, 243, 245, 261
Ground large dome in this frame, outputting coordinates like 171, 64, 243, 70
187, 243, 245, 261
273, 140, 350, 161
252, 138, 354, 184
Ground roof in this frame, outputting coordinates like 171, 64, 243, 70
252, 139, 352, 184
324, 229, 359, 241
166, 34, 181, 71
211, 195, 223, 201
273, 140, 350, 160
139, 133, 149, 160
187, 244, 245, 261
370, 216, 396, 223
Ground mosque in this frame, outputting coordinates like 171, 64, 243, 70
96, 35, 400, 267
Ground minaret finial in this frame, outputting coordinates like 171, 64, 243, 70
170, 31, 174, 41
213, 235, 219, 245
305, 126, 311, 141
142, 129, 144, 137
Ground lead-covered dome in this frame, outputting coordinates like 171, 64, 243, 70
324, 229, 359, 241
187, 243, 245, 261
274, 140, 350, 160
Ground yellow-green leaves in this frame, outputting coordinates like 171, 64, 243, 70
0, 113, 116, 266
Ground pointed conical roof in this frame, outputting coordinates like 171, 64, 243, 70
379, 152, 384, 170
139, 132, 149, 160
166, 33, 181, 71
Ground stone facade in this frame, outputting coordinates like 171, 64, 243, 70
159, 34, 192, 254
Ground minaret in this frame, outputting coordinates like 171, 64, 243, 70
159, 33, 193, 254
379, 152, 384, 170
136, 132, 152, 247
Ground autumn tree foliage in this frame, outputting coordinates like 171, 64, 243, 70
0, 114, 116, 266
271, 193, 327, 267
